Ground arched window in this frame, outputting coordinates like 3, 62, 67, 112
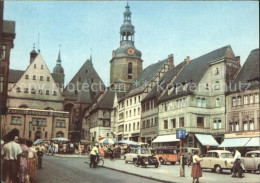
56, 131, 64, 138
128, 62, 133, 74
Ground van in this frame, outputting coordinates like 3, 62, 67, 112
152, 147, 178, 165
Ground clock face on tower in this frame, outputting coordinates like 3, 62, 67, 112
127, 48, 135, 56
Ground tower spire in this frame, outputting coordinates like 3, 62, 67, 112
53, 44, 64, 74
37, 33, 40, 53
57, 45, 61, 63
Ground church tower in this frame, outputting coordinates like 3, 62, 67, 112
110, 3, 142, 87
53, 47, 65, 89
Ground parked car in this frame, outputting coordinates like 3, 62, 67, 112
200, 150, 234, 174
152, 147, 178, 165
124, 148, 152, 164
242, 150, 260, 173
134, 155, 159, 168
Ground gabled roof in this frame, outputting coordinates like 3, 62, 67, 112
142, 60, 187, 102
124, 59, 168, 98
76, 79, 93, 104
159, 45, 235, 102
63, 59, 105, 103
230, 48, 259, 92
8, 69, 63, 86
92, 90, 126, 111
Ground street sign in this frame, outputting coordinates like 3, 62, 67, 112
176, 129, 186, 139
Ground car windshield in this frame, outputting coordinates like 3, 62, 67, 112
141, 149, 150, 154
220, 153, 233, 158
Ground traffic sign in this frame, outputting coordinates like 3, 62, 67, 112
176, 129, 186, 139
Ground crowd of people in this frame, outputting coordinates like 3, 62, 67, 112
1, 129, 43, 183
45, 141, 86, 155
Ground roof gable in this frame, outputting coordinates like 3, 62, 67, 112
8, 54, 63, 101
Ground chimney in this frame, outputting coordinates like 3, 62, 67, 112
168, 54, 174, 69
186, 56, 190, 64
236, 56, 240, 65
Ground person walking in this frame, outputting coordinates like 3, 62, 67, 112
191, 150, 203, 183
37, 143, 45, 168
89, 143, 99, 168
2, 129, 22, 183
18, 138, 29, 183
27, 140, 37, 181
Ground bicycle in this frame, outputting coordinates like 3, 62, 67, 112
96, 155, 104, 167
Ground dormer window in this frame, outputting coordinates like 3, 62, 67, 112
215, 68, 219, 75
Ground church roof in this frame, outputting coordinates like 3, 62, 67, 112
159, 45, 234, 102
142, 60, 187, 103
63, 59, 105, 103
124, 59, 168, 99
230, 48, 259, 92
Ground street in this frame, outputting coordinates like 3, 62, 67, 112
33, 155, 161, 183
33, 155, 260, 183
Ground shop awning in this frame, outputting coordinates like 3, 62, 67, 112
218, 137, 251, 148
195, 134, 219, 147
152, 134, 180, 143
245, 137, 260, 147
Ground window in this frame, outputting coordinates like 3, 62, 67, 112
142, 104, 145, 112
139, 96, 141, 102
47, 77, 50, 82
206, 83, 209, 90
25, 75, 29, 79
1, 45, 6, 60
164, 120, 168, 129
146, 120, 150, 128
130, 99, 132, 105
46, 90, 50, 95
126, 111, 128, 118
249, 120, 254, 130
197, 117, 204, 127
127, 100, 128, 106
154, 117, 158, 126
255, 94, 259, 103
182, 98, 186, 107
40, 76, 44, 81
214, 81, 220, 90
244, 95, 248, 105
11, 116, 22, 125
56, 131, 64, 138
129, 124, 131, 131
91, 78, 94, 82
196, 98, 201, 107
38, 90, 43, 95
134, 109, 136, 116
146, 102, 150, 111
134, 97, 136, 104
216, 98, 220, 107
171, 119, 176, 128
151, 118, 154, 127
53, 91, 57, 96
33, 75, 36, 80
179, 117, 184, 127
119, 112, 124, 120
56, 119, 66, 128
34, 64, 36, 69
24, 88, 29, 93
125, 125, 127, 132
45, 132, 48, 138
129, 110, 131, 117
249, 94, 254, 104
201, 98, 206, 108
128, 62, 133, 74
137, 122, 139, 130
142, 121, 145, 129
103, 121, 110, 127
32, 118, 47, 126
133, 123, 135, 130
243, 121, 248, 131
235, 122, 239, 131
218, 120, 222, 129
164, 103, 167, 111
128, 75, 132, 79
215, 68, 219, 75
237, 96, 241, 106
31, 88, 36, 94
230, 123, 234, 132
16, 87, 21, 93
232, 97, 237, 106
138, 107, 140, 115
214, 120, 217, 129
41, 65, 44, 69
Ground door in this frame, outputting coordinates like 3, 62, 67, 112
35, 131, 42, 141
243, 153, 255, 170
201, 152, 212, 169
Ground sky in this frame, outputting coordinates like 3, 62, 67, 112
4, 1, 259, 86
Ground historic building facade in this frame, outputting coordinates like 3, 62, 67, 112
3, 51, 69, 140
110, 3, 142, 89
220, 49, 259, 149
157, 45, 241, 153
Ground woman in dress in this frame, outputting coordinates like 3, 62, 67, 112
191, 150, 203, 183
27, 140, 37, 181
100, 146, 104, 157
18, 138, 29, 183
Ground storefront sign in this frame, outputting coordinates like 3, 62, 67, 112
225, 131, 260, 138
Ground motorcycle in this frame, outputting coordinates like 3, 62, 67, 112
134, 155, 159, 168
232, 159, 244, 178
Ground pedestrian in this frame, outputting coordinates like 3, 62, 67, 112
27, 140, 37, 181
191, 150, 203, 183
100, 146, 104, 157
37, 143, 45, 168
2, 129, 22, 183
18, 138, 29, 183
89, 143, 99, 168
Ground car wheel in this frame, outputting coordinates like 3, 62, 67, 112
214, 165, 222, 174
159, 158, 164, 165
170, 162, 176, 165
124, 156, 126, 160
155, 164, 158, 168
133, 159, 138, 167
125, 161, 128, 164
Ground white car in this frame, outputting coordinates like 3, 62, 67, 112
200, 150, 234, 174
124, 148, 152, 164
242, 150, 260, 173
